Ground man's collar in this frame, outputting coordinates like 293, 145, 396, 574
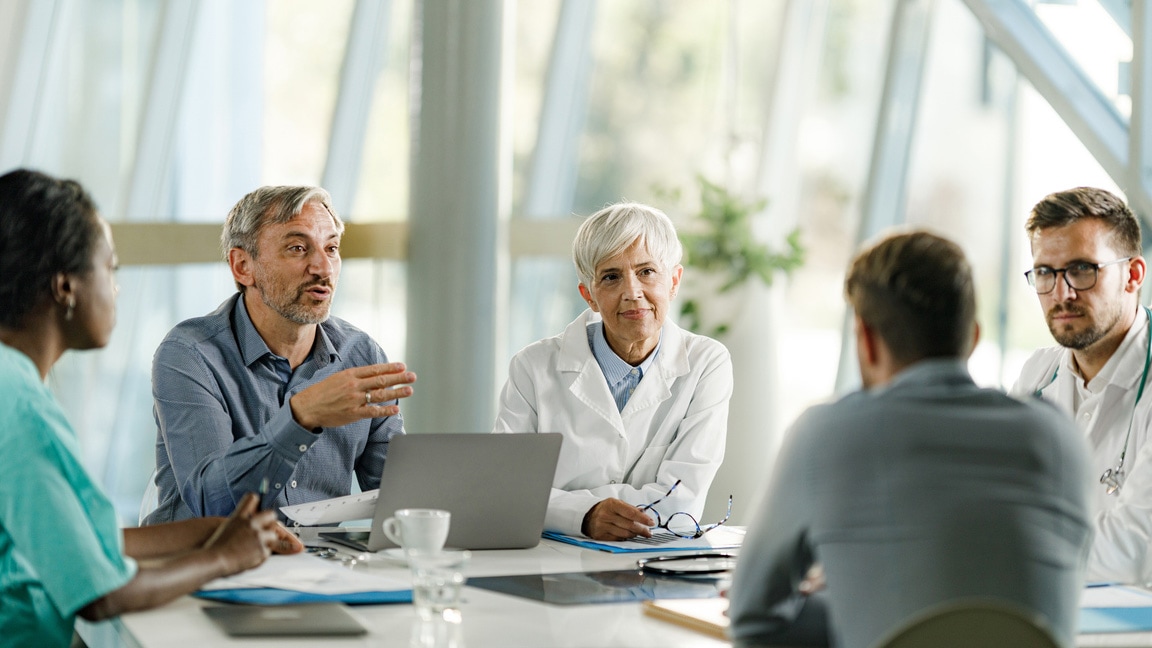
880, 357, 973, 393
232, 294, 339, 368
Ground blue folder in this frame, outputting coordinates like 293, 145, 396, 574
195, 588, 412, 606
1079, 607, 1152, 633
542, 530, 739, 554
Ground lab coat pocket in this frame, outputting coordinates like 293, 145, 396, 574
626, 443, 670, 484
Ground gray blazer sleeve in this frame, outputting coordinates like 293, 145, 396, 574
728, 410, 829, 646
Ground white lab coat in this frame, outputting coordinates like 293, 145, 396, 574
1011, 306, 1152, 583
493, 309, 733, 536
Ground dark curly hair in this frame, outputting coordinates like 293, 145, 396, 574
0, 169, 102, 328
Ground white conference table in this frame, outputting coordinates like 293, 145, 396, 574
77, 536, 732, 648
76, 535, 1152, 648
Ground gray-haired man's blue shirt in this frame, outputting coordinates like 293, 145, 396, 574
144, 294, 404, 524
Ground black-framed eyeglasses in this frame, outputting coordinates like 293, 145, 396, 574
1024, 257, 1131, 294
637, 480, 733, 539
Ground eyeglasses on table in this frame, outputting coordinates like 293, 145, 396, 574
637, 479, 732, 540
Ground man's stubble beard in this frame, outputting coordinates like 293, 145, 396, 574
1047, 301, 1125, 351
254, 275, 335, 326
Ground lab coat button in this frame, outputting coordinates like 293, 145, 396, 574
610, 479, 617, 484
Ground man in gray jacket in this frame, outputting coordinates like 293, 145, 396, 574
728, 231, 1092, 648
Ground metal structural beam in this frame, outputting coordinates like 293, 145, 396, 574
1132, 0, 1152, 215
834, 0, 936, 393
322, 0, 393, 217
222, 0, 266, 204
121, 0, 200, 221
104, 219, 576, 266
960, 0, 1152, 219
0, 0, 61, 169
522, 0, 596, 217
511, 0, 597, 356
1100, 0, 1132, 36
997, 71, 1021, 383
108, 222, 406, 265
406, 0, 507, 434
756, 0, 829, 228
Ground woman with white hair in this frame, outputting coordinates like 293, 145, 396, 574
494, 202, 733, 541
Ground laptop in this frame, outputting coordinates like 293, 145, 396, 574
320, 433, 562, 551
202, 603, 367, 637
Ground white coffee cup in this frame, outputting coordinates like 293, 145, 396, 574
382, 508, 451, 552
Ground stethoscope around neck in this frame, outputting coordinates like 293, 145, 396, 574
1035, 306, 1152, 496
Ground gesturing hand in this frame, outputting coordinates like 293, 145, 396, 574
290, 362, 416, 431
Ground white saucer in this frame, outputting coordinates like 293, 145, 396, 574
379, 548, 408, 564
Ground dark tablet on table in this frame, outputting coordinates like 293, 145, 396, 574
202, 602, 367, 637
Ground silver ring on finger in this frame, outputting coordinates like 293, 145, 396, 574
365, 390, 372, 405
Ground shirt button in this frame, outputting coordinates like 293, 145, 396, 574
290, 480, 297, 488
610, 479, 617, 484
274, 483, 282, 490
298, 444, 308, 452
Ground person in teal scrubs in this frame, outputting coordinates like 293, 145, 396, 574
0, 169, 304, 647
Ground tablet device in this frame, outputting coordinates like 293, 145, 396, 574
466, 569, 724, 604
202, 603, 367, 637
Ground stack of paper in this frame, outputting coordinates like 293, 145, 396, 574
279, 490, 379, 526
196, 553, 411, 605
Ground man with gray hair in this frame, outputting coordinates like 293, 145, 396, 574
144, 186, 415, 524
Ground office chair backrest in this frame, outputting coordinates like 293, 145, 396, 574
872, 598, 1061, 648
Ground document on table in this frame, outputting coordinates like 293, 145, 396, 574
199, 553, 408, 595
543, 526, 744, 554
643, 598, 730, 640
1080, 585, 1152, 608
280, 490, 378, 526
1079, 585, 1152, 634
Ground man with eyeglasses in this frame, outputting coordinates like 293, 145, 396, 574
1011, 186, 1152, 584
728, 231, 1091, 648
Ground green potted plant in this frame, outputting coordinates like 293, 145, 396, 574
672, 175, 805, 337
